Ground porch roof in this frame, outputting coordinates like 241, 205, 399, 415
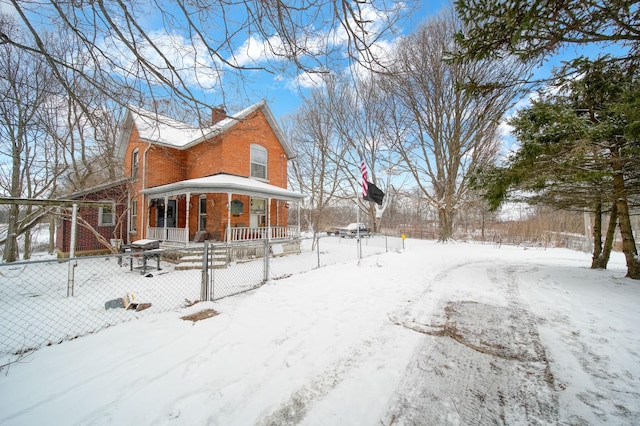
140, 174, 305, 202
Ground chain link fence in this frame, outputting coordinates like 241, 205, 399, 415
1, 234, 404, 359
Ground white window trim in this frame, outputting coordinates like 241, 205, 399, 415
130, 197, 137, 232
250, 144, 267, 180
198, 195, 207, 231
99, 203, 116, 227
132, 148, 139, 178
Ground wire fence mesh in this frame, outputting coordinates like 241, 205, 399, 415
204, 240, 268, 301
1, 234, 404, 359
0, 249, 206, 357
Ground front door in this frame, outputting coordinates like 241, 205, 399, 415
198, 196, 207, 231
250, 198, 266, 228
157, 199, 177, 227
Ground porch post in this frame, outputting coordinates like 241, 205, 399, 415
226, 192, 232, 242
185, 192, 191, 245
163, 195, 168, 241
145, 196, 151, 239
297, 201, 301, 237
267, 197, 272, 241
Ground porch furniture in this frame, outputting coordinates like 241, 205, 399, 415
127, 239, 161, 275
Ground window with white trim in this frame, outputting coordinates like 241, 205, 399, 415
198, 196, 207, 231
250, 198, 266, 228
250, 144, 267, 180
132, 148, 139, 178
99, 203, 116, 226
130, 197, 137, 232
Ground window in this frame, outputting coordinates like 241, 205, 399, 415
250, 198, 266, 228
199, 196, 207, 231
130, 197, 137, 232
250, 144, 267, 179
132, 148, 139, 178
99, 203, 116, 226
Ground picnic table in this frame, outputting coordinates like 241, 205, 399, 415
122, 239, 162, 275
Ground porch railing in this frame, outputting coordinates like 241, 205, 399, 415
146, 225, 300, 244
146, 227, 188, 244
229, 226, 300, 241
147, 227, 164, 241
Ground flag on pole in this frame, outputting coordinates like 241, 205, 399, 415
360, 158, 385, 206
364, 182, 385, 206
360, 158, 368, 198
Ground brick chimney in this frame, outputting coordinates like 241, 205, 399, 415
211, 106, 226, 125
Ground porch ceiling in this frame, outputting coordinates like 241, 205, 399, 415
140, 173, 305, 202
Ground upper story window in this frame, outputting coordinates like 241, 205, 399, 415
198, 196, 207, 231
99, 202, 116, 227
130, 197, 137, 232
132, 148, 139, 178
250, 144, 267, 180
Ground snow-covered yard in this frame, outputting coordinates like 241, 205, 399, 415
1, 239, 638, 425
0, 236, 396, 355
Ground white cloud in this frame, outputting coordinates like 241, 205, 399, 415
230, 1, 403, 72
230, 34, 275, 67
100, 29, 223, 92
0, 0, 17, 16
288, 70, 328, 90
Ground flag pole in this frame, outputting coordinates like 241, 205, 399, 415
357, 204, 361, 262
358, 156, 368, 262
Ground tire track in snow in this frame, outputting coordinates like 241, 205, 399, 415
249, 258, 466, 425
256, 333, 387, 426
384, 261, 559, 425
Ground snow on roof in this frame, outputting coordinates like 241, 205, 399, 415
66, 177, 132, 199
140, 173, 305, 201
126, 100, 293, 156
127, 106, 204, 148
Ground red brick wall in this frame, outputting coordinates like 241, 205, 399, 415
123, 107, 291, 241
124, 126, 145, 242
184, 137, 224, 178
56, 184, 128, 256
215, 109, 289, 186
145, 146, 187, 188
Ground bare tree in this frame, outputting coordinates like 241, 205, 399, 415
319, 73, 403, 230
0, 16, 66, 261
288, 69, 406, 237
286, 85, 349, 249
3, 0, 414, 118
1, 14, 127, 261
382, 8, 525, 241
51, 86, 126, 192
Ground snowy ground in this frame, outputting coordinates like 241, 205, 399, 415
1, 239, 638, 425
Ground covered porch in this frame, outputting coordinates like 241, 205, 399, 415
139, 174, 305, 245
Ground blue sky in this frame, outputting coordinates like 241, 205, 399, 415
158, 0, 449, 120
3, 0, 623, 173
1, 0, 620, 125
0, 0, 448, 121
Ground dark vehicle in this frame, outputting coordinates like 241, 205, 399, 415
338, 223, 370, 238
327, 227, 341, 236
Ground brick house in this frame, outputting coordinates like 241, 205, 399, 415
117, 100, 304, 245
56, 178, 131, 256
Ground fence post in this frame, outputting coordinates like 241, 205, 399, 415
316, 236, 321, 269
264, 239, 270, 283
67, 203, 78, 297
201, 242, 209, 300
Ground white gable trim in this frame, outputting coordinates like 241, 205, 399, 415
140, 173, 305, 202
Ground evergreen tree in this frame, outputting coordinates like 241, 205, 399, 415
475, 60, 640, 278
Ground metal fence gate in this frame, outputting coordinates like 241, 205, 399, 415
201, 240, 271, 301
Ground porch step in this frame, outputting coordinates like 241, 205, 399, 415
173, 247, 229, 270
